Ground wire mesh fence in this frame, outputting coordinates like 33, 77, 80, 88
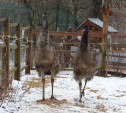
0, 1, 30, 35
56, 4, 80, 32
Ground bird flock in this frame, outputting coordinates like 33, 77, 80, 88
34, 13, 96, 102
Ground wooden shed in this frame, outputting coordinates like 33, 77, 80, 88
76, 18, 118, 33
75, 18, 118, 44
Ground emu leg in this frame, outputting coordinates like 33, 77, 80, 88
79, 82, 82, 102
42, 78, 45, 100
37, 78, 45, 102
50, 79, 57, 100
81, 78, 88, 97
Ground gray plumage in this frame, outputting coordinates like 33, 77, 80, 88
34, 13, 60, 101
73, 25, 96, 102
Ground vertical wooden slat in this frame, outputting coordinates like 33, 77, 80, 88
2, 18, 10, 86
25, 26, 32, 74
100, 6, 110, 76
15, 23, 21, 80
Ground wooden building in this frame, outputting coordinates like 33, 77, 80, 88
73, 18, 118, 48
76, 18, 118, 33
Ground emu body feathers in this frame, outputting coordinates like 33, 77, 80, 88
73, 25, 96, 102
34, 13, 60, 101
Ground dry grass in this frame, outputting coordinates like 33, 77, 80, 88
97, 96, 108, 100
89, 89, 99, 93
36, 99, 68, 106
95, 104, 107, 112
25, 76, 67, 88
25, 77, 52, 88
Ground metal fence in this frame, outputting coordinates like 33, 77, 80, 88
56, 4, 80, 32
0, 2, 30, 34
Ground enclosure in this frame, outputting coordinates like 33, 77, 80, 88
0, 3, 126, 113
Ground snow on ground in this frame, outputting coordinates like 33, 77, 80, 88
0, 70, 126, 113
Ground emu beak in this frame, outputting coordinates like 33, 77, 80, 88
42, 13, 47, 20
83, 28, 86, 32
42, 13, 46, 17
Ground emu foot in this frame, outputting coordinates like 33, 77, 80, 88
50, 95, 57, 100
79, 93, 84, 103
79, 97, 85, 103
81, 90, 85, 97
79, 99, 82, 103
36, 98, 45, 102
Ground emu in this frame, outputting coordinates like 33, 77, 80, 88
34, 13, 60, 101
73, 25, 96, 102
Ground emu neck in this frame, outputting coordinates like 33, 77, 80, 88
42, 20, 48, 36
80, 30, 88, 52
39, 32, 49, 44
40, 16, 49, 44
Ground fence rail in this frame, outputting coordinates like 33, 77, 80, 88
0, 18, 6, 21
33, 31, 105, 38
110, 8, 126, 16
32, 31, 126, 77
0, 18, 32, 88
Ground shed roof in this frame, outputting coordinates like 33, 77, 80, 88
76, 18, 118, 33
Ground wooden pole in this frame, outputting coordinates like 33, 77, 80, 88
106, 52, 109, 76
2, 18, 10, 87
25, 26, 32, 74
100, 6, 110, 76
15, 23, 21, 80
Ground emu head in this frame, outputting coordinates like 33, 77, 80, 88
40, 12, 49, 43
42, 12, 47, 20
83, 25, 88, 32
42, 12, 48, 35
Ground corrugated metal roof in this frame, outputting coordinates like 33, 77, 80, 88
76, 18, 118, 33
88, 18, 118, 32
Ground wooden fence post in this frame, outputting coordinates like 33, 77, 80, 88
106, 51, 109, 76
25, 26, 32, 74
2, 18, 10, 86
100, 6, 110, 76
15, 23, 21, 80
